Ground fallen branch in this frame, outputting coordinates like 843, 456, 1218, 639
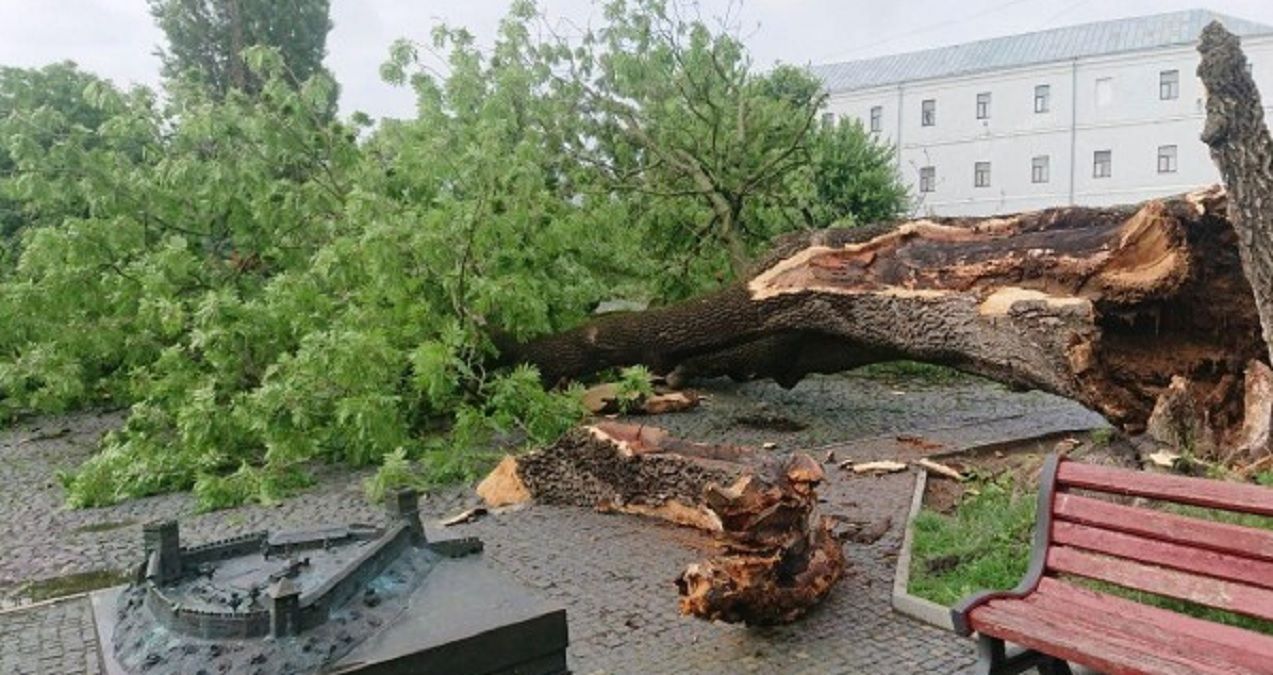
852, 460, 907, 475
916, 458, 964, 481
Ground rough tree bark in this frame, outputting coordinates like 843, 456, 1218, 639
1198, 22, 1273, 461
1200, 22, 1273, 367
506, 189, 1269, 458
477, 422, 846, 624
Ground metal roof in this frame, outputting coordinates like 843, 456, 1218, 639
811, 9, 1273, 94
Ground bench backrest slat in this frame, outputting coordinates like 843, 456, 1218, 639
1034, 578, 1273, 663
1056, 462, 1273, 516
1051, 520, 1273, 590
1053, 493, 1273, 563
1046, 545, 1273, 622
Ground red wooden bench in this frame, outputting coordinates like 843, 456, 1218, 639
952, 454, 1273, 675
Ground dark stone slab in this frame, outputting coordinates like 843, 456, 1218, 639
90, 556, 567, 675
88, 586, 127, 675
329, 558, 567, 675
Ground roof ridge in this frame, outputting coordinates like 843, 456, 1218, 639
811, 8, 1273, 94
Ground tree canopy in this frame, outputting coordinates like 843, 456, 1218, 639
0, 0, 907, 510
0, 62, 118, 258
147, 0, 332, 99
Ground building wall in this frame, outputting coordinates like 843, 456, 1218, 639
823, 36, 1273, 216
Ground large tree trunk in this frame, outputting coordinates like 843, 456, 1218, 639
506, 190, 1269, 459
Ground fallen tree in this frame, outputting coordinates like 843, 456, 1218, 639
476, 21, 1273, 627
506, 188, 1270, 462
477, 422, 846, 624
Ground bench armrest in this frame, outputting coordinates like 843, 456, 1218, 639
950, 454, 1061, 636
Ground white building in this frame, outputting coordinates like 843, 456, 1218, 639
811, 9, 1273, 216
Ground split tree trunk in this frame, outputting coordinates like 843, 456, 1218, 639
1198, 22, 1273, 461
1199, 21, 1273, 368
507, 190, 1269, 458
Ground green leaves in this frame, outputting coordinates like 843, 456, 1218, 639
4, 0, 907, 512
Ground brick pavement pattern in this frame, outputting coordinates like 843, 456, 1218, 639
0, 374, 1104, 673
0, 597, 101, 675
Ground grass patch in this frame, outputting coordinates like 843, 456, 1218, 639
20, 569, 130, 602
853, 360, 971, 385
909, 475, 1273, 635
909, 477, 1036, 606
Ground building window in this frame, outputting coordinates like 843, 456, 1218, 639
921, 99, 936, 126
1160, 70, 1179, 100
1093, 150, 1112, 178
1096, 77, 1113, 107
976, 92, 990, 120
821, 112, 836, 128
1032, 155, 1050, 184
974, 161, 991, 187
919, 166, 936, 192
870, 105, 883, 132
1034, 84, 1050, 113
1158, 144, 1178, 173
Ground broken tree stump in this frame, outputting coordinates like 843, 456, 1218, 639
676, 453, 846, 625
476, 422, 848, 623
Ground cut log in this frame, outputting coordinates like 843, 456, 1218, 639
482, 422, 847, 624
475, 455, 531, 508
505, 190, 1269, 460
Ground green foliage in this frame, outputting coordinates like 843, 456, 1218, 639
614, 365, 654, 412
363, 448, 425, 504
2, 0, 908, 511
193, 462, 313, 512
1089, 427, 1114, 446
0, 62, 117, 256
148, 0, 333, 102
803, 119, 909, 227
1257, 470, 1273, 487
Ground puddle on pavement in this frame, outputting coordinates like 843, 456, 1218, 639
0, 568, 130, 610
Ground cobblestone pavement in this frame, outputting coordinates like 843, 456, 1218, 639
0, 373, 1104, 674
0, 597, 101, 675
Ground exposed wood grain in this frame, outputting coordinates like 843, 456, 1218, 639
1057, 462, 1273, 516
1047, 546, 1273, 621
1050, 520, 1273, 589
1053, 492, 1273, 563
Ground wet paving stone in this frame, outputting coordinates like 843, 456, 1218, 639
0, 373, 1103, 673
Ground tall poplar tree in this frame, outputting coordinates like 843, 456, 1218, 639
148, 0, 333, 99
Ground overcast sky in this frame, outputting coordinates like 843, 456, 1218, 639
3, 0, 1273, 120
